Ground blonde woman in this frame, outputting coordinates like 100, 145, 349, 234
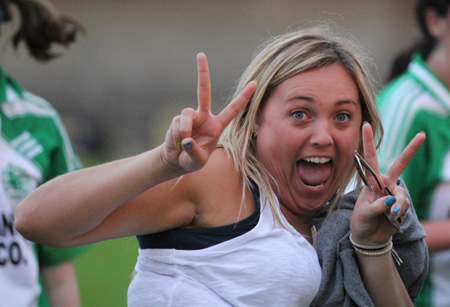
16, 26, 427, 306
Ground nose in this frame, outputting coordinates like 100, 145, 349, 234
310, 122, 333, 147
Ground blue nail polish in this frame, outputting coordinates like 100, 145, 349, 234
393, 206, 400, 214
385, 196, 396, 207
390, 214, 396, 220
184, 141, 192, 149
364, 121, 369, 125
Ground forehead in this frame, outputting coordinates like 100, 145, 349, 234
276, 63, 359, 100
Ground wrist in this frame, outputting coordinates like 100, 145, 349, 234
158, 144, 183, 174
352, 240, 393, 257
135, 145, 185, 187
350, 233, 403, 265
349, 233, 392, 250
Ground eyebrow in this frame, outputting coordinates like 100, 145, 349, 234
289, 96, 359, 106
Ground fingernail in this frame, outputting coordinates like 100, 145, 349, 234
184, 141, 192, 149
420, 131, 426, 136
176, 142, 182, 151
390, 214, 397, 220
393, 206, 400, 214
385, 196, 396, 207
363, 121, 369, 125
253, 80, 258, 86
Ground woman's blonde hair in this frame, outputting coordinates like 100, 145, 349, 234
220, 24, 383, 224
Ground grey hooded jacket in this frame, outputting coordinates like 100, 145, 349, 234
310, 181, 428, 307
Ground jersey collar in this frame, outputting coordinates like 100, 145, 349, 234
0, 66, 25, 105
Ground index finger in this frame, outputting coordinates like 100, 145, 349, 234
217, 81, 257, 127
197, 52, 211, 113
386, 132, 426, 180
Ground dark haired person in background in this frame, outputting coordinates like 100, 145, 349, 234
0, 0, 89, 306
378, 0, 450, 306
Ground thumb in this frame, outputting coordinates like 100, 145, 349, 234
372, 195, 397, 216
180, 138, 208, 171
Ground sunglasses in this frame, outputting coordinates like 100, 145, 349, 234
353, 150, 402, 233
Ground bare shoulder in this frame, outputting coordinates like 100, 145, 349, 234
189, 147, 237, 180
185, 147, 255, 227
184, 147, 239, 193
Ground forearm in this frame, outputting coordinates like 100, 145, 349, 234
41, 261, 80, 307
422, 220, 450, 253
356, 252, 412, 307
425, 181, 450, 253
15, 145, 183, 247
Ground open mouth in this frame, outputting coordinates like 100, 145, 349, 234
297, 157, 332, 189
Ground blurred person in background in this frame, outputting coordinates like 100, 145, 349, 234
16, 25, 427, 306
378, 0, 450, 306
0, 0, 89, 306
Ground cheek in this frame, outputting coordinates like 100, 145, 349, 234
256, 133, 281, 162
340, 124, 361, 147
258, 125, 296, 156
346, 131, 361, 148
341, 133, 360, 169
256, 126, 292, 171
337, 129, 360, 166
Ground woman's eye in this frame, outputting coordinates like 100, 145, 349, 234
336, 113, 351, 122
292, 110, 306, 120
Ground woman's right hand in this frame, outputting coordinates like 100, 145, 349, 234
161, 53, 257, 173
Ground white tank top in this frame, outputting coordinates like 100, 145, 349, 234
128, 188, 322, 306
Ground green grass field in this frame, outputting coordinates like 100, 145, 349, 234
74, 237, 139, 306
71, 157, 140, 306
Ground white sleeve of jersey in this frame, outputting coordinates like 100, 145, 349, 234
430, 181, 450, 220
443, 151, 450, 182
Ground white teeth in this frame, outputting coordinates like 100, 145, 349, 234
306, 182, 325, 189
303, 157, 330, 164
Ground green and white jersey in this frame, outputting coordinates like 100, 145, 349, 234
0, 67, 84, 307
378, 53, 450, 307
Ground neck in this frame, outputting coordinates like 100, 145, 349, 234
427, 47, 450, 88
280, 206, 313, 240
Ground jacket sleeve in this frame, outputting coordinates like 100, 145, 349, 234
310, 181, 428, 306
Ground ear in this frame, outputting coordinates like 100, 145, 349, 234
424, 8, 448, 39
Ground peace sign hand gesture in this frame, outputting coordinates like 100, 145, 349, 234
161, 53, 257, 173
350, 123, 426, 246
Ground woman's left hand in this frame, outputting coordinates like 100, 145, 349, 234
350, 123, 426, 246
